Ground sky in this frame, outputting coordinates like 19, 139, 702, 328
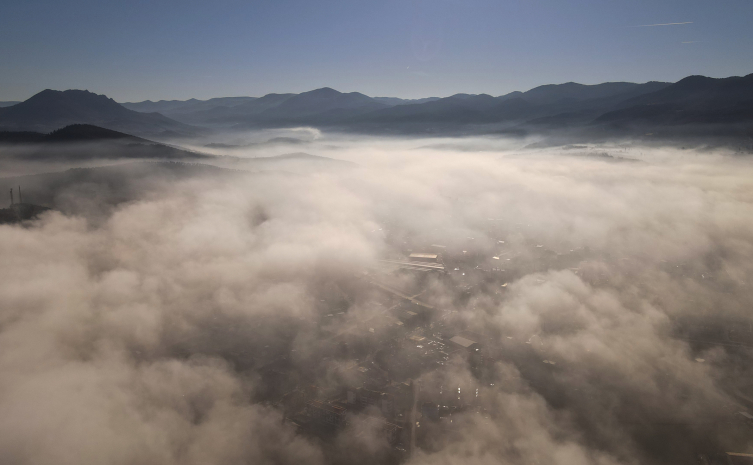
0, 0, 752, 102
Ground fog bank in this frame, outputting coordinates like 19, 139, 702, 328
1, 134, 753, 464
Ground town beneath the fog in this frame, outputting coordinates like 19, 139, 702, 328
2, 1, 753, 460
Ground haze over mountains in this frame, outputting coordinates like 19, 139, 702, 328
2, 72, 752, 142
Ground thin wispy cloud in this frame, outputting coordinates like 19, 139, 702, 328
632, 21, 693, 27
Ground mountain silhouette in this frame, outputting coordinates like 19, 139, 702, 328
20, 73, 752, 141
373, 96, 441, 106
121, 97, 256, 117
174, 93, 297, 124
503, 81, 670, 105
594, 73, 753, 128
124, 93, 441, 125
46, 124, 143, 142
0, 90, 199, 137
0, 124, 210, 161
255, 88, 387, 120
120, 82, 673, 129
356, 94, 501, 124
0, 123, 154, 144
347, 82, 671, 130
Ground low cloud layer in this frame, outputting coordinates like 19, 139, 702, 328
1, 135, 752, 464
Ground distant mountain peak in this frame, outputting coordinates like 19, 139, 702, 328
0, 89, 198, 137
22, 89, 123, 110
672, 75, 717, 88
46, 124, 141, 142
303, 87, 342, 96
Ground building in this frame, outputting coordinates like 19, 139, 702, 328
449, 335, 482, 369
306, 400, 347, 429
449, 335, 480, 352
409, 253, 439, 263
346, 387, 396, 418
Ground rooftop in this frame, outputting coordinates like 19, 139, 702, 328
409, 253, 438, 259
449, 336, 477, 348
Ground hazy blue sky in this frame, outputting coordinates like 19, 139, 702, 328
1, 0, 751, 101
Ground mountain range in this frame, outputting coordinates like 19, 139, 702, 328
594, 74, 753, 127
120, 93, 441, 123
2, 73, 752, 140
118, 82, 677, 129
0, 90, 198, 137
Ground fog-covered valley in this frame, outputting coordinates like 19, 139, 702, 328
1, 130, 753, 464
